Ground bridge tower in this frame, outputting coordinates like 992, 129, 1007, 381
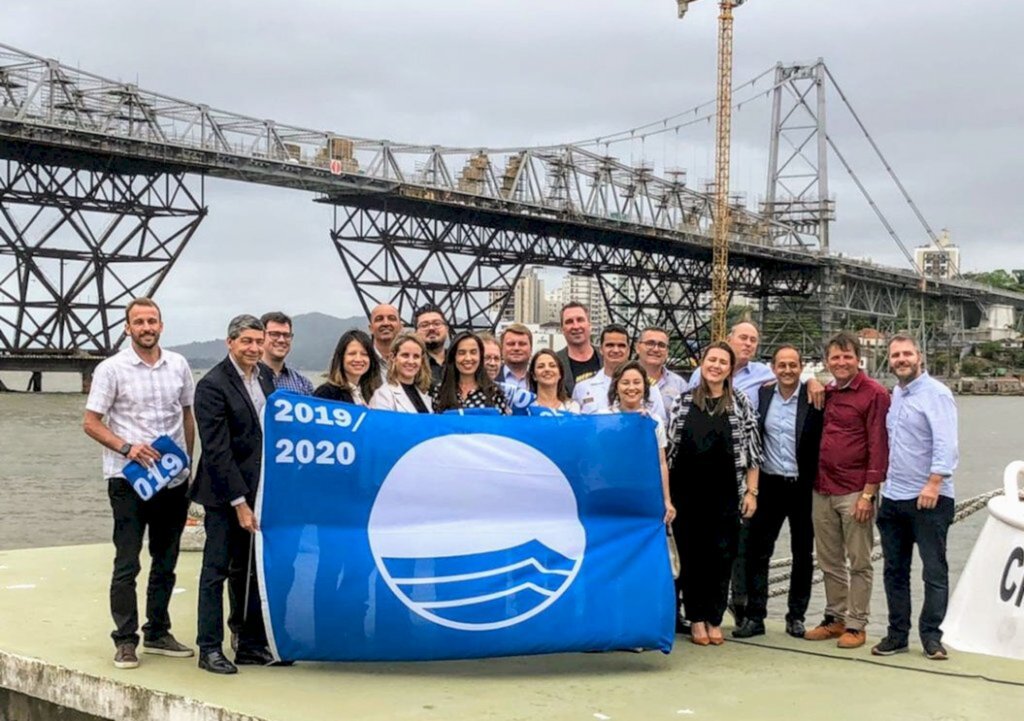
0, 147, 206, 391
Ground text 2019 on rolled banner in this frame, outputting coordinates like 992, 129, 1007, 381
255, 390, 675, 662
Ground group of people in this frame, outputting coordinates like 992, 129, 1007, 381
83, 295, 959, 673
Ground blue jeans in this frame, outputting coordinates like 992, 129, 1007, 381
876, 496, 954, 644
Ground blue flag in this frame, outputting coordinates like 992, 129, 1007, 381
256, 391, 674, 662
122, 435, 189, 500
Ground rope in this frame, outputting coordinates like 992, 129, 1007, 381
765, 488, 1002, 599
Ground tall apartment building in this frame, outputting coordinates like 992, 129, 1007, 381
491, 266, 545, 324
914, 230, 960, 280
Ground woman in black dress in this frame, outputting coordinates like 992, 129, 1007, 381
313, 329, 382, 405
667, 341, 762, 646
433, 331, 511, 415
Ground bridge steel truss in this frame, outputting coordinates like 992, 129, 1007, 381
0, 147, 206, 359
328, 195, 816, 364
1, 41, 1023, 377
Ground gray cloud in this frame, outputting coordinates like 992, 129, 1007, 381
5, 0, 1022, 343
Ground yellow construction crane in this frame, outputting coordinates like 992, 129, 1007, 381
675, 0, 746, 342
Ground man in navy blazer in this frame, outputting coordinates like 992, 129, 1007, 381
191, 314, 277, 674
734, 344, 824, 639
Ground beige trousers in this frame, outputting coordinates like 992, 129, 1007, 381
811, 490, 874, 631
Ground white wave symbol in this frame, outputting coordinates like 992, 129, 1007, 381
391, 557, 572, 609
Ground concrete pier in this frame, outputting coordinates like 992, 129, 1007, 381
1, 544, 1021, 721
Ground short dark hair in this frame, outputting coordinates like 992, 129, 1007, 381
125, 297, 161, 323
825, 331, 862, 360
599, 323, 631, 346
260, 311, 292, 328
772, 344, 802, 364
640, 326, 670, 340
560, 301, 589, 322
413, 304, 447, 327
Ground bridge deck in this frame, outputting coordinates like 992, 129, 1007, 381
1, 544, 1020, 721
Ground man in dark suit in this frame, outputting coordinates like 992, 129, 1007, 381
191, 314, 276, 674
734, 344, 824, 639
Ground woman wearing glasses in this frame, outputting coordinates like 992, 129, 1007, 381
313, 330, 382, 406
369, 334, 434, 413
432, 331, 511, 415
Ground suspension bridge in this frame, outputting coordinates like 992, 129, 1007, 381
1, 42, 1021, 389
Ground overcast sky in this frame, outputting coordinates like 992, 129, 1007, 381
7, 0, 1023, 344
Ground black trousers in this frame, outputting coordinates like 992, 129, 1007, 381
107, 477, 189, 647
744, 473, 815, 622
196, 505, 267, 654
674, 510, 740, 626
877, 496, 954, 644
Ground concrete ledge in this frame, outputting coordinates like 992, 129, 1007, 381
0, 650, 261, 721
2, 544, 1022, 721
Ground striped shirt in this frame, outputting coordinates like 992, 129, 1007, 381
85, 346, 195, 481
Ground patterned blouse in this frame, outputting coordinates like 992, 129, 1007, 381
432, 385, 512, 415
667, 389, 763, 494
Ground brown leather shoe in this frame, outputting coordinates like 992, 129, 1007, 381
837, 629, 867, 649
804, 619, 845, 641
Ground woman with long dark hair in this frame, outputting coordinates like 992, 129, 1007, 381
313, 329, 382, 405
432, 331, 511, 414
667, 341, 762, 647
528, 349, 579, 413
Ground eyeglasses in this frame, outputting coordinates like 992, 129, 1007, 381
416, 320, 446, 329
641, 340, 669, 350
267, 331, 294, 340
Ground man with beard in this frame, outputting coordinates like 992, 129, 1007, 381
84, 297, 196, 669
573, 323, 666, 418
260, 311, 313, 395
872, 334, 958, 661
414, 304, 449, 384
368, 303, 401, 375
556, 302, 602, 395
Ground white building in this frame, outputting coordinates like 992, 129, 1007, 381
914, 230, 960, 280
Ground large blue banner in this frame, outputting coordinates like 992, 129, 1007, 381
256, 390, 674, 662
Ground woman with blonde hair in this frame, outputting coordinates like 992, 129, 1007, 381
667, 341, 762, 647
369, 333, 433, 413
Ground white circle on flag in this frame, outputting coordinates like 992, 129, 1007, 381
368, 434, 586, 631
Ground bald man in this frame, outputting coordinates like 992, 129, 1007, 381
368, 304, 401, 372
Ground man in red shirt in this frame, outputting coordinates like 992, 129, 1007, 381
805, 332, 889, 649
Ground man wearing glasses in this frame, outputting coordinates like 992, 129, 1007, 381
636, 326, 686, 425
413, 304, 449, 384
260, 312, 313, 396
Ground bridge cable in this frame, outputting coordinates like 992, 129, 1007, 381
824, 66, 958, 277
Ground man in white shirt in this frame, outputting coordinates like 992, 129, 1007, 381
573, 323, 666, 418
368, 303, 401, 374
83, 297, 196, 670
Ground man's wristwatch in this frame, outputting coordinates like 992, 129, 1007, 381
861, 492, 875, 502
746, 488, 759, 497
117, 443, 132, 457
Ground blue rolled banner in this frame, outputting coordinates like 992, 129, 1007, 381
122, 435, 189, 500
256, 390, 674, 662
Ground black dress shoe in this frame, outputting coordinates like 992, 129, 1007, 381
198, 650, 237, 675
675, 617, 692, 636
732, 618, 766, 639
786, 619, 807, 638
235, 646, 275, 666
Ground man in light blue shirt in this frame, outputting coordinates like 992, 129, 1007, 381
686, 321, 818, 412
499, 324, 532, 391
872, 334, 958, 661
636, 326, 686, 426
